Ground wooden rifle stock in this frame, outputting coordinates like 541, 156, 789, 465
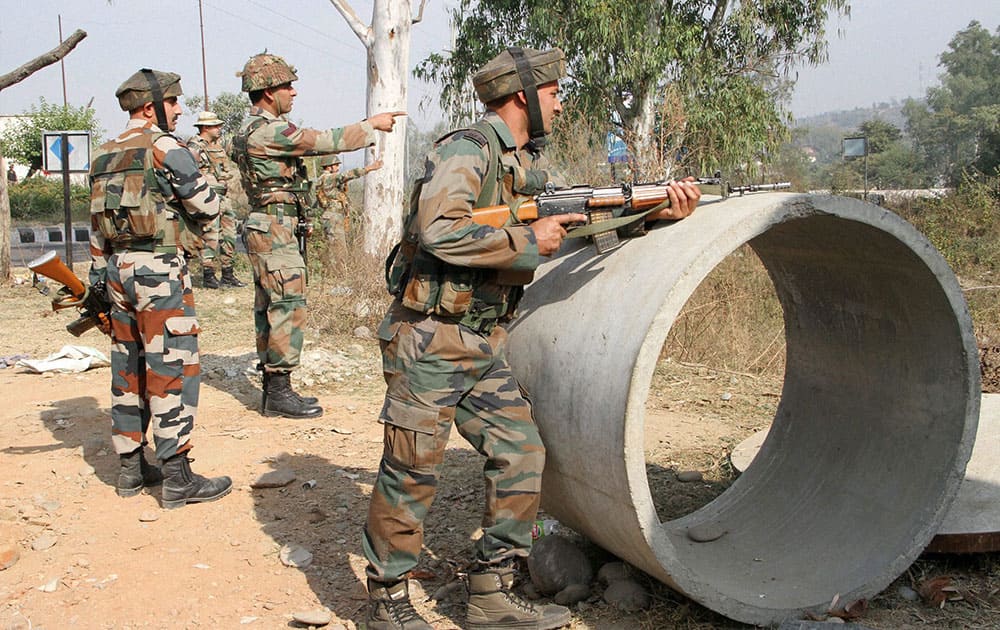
28, 251, 110, 336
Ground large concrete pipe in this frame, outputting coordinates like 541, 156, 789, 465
506, 193, 979, 625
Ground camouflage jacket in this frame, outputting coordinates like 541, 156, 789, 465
187, 133, 233, 195
386, 111, 560, 331
233, 106, 376, 208
89, 119, 220, 286
315, 167, 366, 210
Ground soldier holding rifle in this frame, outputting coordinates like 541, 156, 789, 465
88, 69, 232, 508
361, 46, 701, 630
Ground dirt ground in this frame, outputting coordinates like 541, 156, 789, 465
1, 262, 999, 630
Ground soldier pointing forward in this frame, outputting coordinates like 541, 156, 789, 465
231, 52, 403, 420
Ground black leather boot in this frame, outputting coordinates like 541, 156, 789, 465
219, 266, 246, 288
161, 453, 233, 510
262, 372, 323, 419
203, 268, 220, 289
117, 447, 163, 498
261, 372, 318, 408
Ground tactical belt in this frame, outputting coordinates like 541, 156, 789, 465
111, 240, 177, 254
253, 202, 298, 220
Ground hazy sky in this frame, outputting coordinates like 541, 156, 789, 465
791, 1, 1000, 118
2, 0, 1000, 145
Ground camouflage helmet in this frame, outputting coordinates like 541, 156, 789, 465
319, 155, 342, 168
193, 111, 224, 127
473, 47, 565, 104
238, 52, 298, 92
115, 69, 183, 111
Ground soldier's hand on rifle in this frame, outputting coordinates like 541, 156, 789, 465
366, 111, 406, 132
365, 159, 384, 173
648, 177, 702, 221
531, 213, 587, 256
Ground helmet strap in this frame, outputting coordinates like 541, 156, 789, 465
140, 68, 170, 131
507, 47, 547, 148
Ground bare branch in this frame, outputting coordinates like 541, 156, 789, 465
413, 0, 427, 25
328, 0, 372, 47
0, 29, 87, 92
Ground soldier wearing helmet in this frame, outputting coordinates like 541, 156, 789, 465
88, 68, 232, 509
360, 46, 701, 630
230, 52, 404, 420
314, 153, 383, 259
189, 111, 246, 289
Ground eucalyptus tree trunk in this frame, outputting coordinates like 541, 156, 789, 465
329, 0, 425, 258
0, 155, 10, 283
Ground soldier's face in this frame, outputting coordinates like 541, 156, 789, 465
201, 124, 222, 142
159, 97, 183, 131
270, 82, 296, 115
536, 81, 562, 134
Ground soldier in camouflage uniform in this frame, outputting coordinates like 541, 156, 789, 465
314, 153, 382, 257
189, 110, 246, 289
361, 48, 701, 630
231, 52, 403, 419
89, 69, 233, 509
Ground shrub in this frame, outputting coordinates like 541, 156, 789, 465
8, 177, 90, 222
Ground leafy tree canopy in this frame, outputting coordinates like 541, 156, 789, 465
0, 98, 103, 176
905, 21, 1000, 183
416, 0, 849, 179
184, 91, 249, 137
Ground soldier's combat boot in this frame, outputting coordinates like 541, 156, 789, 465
161, 453, 233, 509
366, 578, 433, 630
117, 447, 163, 498
467, 562, 571, 630
203, 268, 220, 289
219, 266, 246, 288
262, 372, 323, 419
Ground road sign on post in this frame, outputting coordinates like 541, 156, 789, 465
843, 136, 869, 201
42, 131, 91, 266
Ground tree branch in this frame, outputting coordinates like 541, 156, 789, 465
413, 0, 427, 25
0, 29, 87, 92
328, 0, 372, 47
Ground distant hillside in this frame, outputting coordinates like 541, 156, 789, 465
792, 99, 917, 133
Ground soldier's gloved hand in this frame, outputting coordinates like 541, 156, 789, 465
530, 213, 587, 256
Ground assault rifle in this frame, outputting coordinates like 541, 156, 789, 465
28, 251, 111, 337
471, 177, 791, 254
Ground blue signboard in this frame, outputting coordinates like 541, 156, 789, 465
606, 132, 630, 164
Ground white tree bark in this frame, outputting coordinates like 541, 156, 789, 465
329, 0, 424, 258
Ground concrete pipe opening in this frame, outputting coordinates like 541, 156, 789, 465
506, 193, 979, 625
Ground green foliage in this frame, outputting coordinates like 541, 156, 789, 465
184, 92, 249, 136
895, 175, 1000, 274
0, 98, 103, 176
415, 0, 850, 178
8, 177, 90, 222
904, 21, 1000, 184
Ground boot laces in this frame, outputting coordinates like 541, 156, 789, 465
384, 595, 424, 626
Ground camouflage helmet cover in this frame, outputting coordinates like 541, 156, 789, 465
238, 52, 299, 92
319, 155, 342, 167
115, 69, 183, 111
472, 47, 566, 104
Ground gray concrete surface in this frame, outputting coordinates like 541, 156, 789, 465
507, 193, 980, 625
732, 394, 1000, 553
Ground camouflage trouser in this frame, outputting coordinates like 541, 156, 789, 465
202, 196, 239, 270
244, 208, 307, 372
105, 251, 200, 461
320, 201, 349, 251
363, 300, 544, 582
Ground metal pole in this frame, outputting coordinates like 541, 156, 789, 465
61, 133, 72, 266
199, 0, 209, 110
58, 15, 68, 106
